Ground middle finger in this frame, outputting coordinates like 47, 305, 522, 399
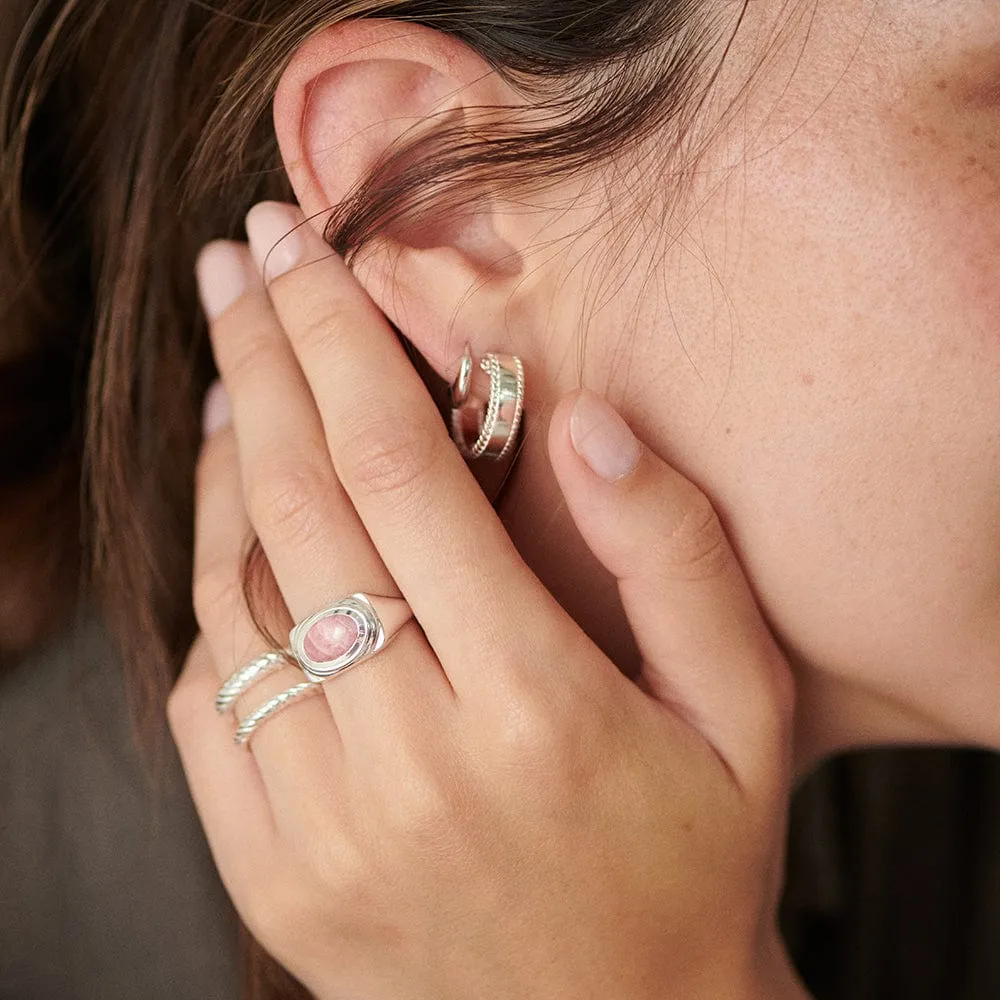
243, 202, 562, 704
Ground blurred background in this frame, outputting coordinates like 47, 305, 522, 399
782, 748, 1000, 1000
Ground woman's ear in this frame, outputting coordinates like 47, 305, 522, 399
272, 19, 531, 377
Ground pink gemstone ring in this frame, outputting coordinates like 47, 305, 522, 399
289, 593, 414, 683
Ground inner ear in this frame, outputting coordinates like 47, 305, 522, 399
302, 59, 458, 186
381, 205, 522, 280
302, 59, 461, 203
301, 58, 520, 278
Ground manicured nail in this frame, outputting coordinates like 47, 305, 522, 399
195, 241, 251, 321
245, 201, 306, 281
202, 379, 231, 438
570, 388, 641, 481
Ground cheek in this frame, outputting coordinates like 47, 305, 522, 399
687, 73, 1000, 739
722, 364, 1000, 679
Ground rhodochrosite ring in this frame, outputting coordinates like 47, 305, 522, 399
289, 593, 414, 683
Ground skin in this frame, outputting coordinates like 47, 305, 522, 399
168, 0, 998, 993
272, 0, 1000, 771
172, 206, 806, 997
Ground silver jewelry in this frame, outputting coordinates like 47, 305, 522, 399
450, 346, 525, 461
215, 649, 292, 715
233, 679, 324, 746
289, 592, 414, 684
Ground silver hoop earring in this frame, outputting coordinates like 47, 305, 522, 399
449, 345, 525, 462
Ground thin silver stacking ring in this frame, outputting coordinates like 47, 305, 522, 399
232, 680, 324, 746
215, 649, 292, 715
215, 592, 413, 748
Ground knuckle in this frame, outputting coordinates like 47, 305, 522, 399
489, 700, 602, 812
339, 418, 439, 503
166, 638, 214, 734
245, 459, 330, 548
390, 770, 457, 843
487, 662, 618, 795
295, 300, 353, 357
288, 828, 380, 937
663, 489, 733, 581
306, 828, 363, 884
194, 432, 229, 493
166, 673, 198, 734
191, 562, 243, 634
366, 740, 458, 844
289, 799, 360, 879
492, 690, 568, 769
220, 316, 271, 386
240, 874, 309, 951
321, 840, 379, 917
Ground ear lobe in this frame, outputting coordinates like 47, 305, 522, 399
273, 19, 525, 373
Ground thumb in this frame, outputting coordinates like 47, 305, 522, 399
547, 388, 795, 797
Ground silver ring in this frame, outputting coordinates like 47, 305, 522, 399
289, 592, 414, 683
233, 680, 324, 746
215, 649, 292, 715
450, 351, 525, 461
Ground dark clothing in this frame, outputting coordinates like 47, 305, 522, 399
783, 746, 1000, 1000
0, 607, 240, 1000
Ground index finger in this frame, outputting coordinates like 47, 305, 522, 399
245, 201, 562, 689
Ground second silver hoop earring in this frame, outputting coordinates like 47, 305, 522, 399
449, 346, 525, 462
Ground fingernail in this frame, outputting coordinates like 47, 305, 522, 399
245, 201, 306, 281
195, 241, 251, 321
202, 379, 231, 438
570, 389, 641, 481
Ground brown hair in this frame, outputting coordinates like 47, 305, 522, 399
1, 1, 743, 996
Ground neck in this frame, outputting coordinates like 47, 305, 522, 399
789, 661, 977, 782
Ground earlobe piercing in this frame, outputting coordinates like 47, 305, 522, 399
449, 344, 525, 462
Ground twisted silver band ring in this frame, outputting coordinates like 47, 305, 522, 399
233, 679, 324, 746
215, 649, 292, 715
217, 592, 415, 747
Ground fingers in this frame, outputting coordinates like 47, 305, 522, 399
194, 240, 393, 625
195, 238, 455, 752
547, 389, 796, 798
167, 634, 281, 896
241, 202, 558, 698
191, 410, 345, 829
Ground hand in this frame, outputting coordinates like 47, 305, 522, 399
169, 200, 807, 1000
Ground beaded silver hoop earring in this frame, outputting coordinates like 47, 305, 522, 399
449, 345, 525, 462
